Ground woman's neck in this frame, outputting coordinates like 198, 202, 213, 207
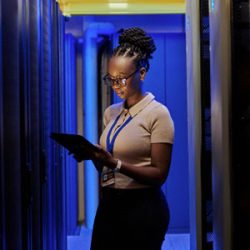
124, 91, 146, 109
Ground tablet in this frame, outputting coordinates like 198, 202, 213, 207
50, 132, 99, 160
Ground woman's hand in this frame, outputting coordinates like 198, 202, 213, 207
68, 144, 117, 172
91, 145, 117, 170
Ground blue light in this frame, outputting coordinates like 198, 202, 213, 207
83, 33, 99, 230
211, 0, 215, 11
83, 23, 115, 229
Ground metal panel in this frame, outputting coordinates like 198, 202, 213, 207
186, 0, 203, 248
28, 0, 42, 248
55, 3, 67, 249
0, 0, 6, 249
209, 0, 233, 249
40, 0, 55, 249
1, 0, 23, 248
41, 1, 67, 249
231, 0, 250, 247
164, 33, 189, 233
75, 40, 85, 224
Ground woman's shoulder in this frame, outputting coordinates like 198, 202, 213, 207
147, 99, 172, 118
147, 100, 174, 143
144, 99, 174, 127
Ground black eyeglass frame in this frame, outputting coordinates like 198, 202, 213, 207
103, 69, 139, 88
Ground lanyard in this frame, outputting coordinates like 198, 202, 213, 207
106, 112, 132, 154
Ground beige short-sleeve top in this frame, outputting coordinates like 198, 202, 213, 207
100, 92, 174, 189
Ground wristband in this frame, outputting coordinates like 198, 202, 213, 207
114, 159, 122, 173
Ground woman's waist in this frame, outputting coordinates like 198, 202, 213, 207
101, 185, 162, 200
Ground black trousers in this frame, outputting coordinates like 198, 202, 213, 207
90, 187, 170, 250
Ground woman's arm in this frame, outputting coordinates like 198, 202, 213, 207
119, 143, 173, 186
92, 142, 173, 186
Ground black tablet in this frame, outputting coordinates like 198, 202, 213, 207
50, 132, 99, 160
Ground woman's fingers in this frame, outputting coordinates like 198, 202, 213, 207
94, 144, 103, 151
73, 154, 83, 162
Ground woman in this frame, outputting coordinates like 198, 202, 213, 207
89, 27, 174, 250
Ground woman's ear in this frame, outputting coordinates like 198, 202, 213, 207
139, 67, 147, 81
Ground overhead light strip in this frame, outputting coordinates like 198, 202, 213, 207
57, 2, 186, 16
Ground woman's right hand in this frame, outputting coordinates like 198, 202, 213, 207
68, 144, 113, 172
91, 158, 103, 172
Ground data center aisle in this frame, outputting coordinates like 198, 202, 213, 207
67, 226, 190, 250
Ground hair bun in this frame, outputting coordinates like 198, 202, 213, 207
118, 27, 156, 59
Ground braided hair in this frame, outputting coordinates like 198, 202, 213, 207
113, 27, 156, 72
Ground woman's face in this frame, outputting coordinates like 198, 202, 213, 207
107, 56, 146, 99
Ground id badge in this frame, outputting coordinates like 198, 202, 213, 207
101, 166, 115, 187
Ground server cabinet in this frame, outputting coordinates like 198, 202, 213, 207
0, 0, 6, 249
0, 0, 67, 249
1, 0, 23, 248
231, 0, 250, 248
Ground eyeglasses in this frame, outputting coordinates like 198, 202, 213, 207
103, 69, 138, 88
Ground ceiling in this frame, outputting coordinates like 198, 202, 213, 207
57, 0, 186, 16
